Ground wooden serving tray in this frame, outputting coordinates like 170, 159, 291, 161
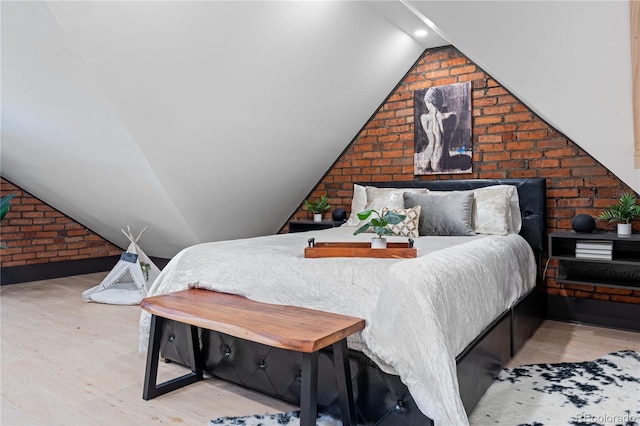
304, 239, 416, 259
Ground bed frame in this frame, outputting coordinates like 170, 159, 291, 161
159, 178, 546, 425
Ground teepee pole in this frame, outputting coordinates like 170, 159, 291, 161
122, 227, 134, 243
135, 226, 148, 243
121, 226, 148, 251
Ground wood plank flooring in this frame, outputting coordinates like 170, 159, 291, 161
1, 272, 639, 426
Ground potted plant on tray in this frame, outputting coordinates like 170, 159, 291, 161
597, 193, 640, 236
303, 195, 331, 222
353, 209, 406, 249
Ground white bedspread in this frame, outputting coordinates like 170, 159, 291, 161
139, 226, 536, 425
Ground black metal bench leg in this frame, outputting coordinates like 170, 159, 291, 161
142, 315, 203, 400
333, 339, 356, 426
300, 351, 318, 426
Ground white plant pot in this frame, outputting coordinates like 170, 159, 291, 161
371, 237, 387, 249
313, 213, 322, 222
617, 223, 632, 235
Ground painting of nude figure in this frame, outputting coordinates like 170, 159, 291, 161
413, 82, 472, 175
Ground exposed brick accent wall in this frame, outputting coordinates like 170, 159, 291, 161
287, 46, 640, 305
0, 178, 121, 268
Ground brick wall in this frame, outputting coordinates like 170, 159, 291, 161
0, 178, 121, 268
286, 46, 640, 305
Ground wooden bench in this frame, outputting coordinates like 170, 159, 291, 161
141, 288, 365, 426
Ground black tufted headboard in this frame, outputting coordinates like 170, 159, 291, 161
354, 178, 547, 254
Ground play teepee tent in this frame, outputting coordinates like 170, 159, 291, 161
82, 226, 161, 305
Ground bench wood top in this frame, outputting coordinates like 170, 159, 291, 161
140, 288, 365, 353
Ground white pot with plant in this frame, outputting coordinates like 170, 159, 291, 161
597, 193, 640, 236
303, 195, 331, 222
353, 209, 406, 249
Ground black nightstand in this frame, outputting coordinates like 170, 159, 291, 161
548, 231, 640, 290
289, 220, 337, 233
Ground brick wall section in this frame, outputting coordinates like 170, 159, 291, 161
0, 178, 121, 268
286, 46, 640, 305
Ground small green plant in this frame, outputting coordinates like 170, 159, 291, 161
0, 193, 15, 222
0, 193, 15, 249
353, 209, 406, 238
597, 193, 640, 224
303, 195, 331, 214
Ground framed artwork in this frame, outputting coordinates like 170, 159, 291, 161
413, 81, 472, 175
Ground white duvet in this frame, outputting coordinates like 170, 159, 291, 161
139, 226, 536, 425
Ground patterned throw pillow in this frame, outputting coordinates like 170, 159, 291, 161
381, 205, 421, 238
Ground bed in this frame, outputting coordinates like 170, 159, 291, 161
140, 178, 546, 425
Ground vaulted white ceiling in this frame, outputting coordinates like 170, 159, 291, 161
1, 1, 637, 258
408, 0, 637, 193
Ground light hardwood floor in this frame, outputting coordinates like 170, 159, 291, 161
1, 272, 639, 426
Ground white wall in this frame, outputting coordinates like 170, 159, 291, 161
408, 0, 639, 192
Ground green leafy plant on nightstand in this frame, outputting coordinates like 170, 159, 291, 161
303, 195, 331, 214
598, 193, 640, 235
598, 193, 640, 224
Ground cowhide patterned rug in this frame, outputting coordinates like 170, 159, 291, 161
210, 350, 640, 426
468, 349, 639, 425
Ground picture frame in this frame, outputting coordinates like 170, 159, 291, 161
413, 81, 472, 175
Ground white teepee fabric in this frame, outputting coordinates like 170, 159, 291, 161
82, 226, 161, 305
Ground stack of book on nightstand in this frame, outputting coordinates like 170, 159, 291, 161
575, 240, 613, 260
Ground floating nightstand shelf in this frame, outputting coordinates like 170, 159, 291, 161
548, 232, 640, 290
288, 220, 337, 233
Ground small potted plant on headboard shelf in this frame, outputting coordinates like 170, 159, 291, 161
303, 195, 331, 222
597, 193, 640, 235
353, 209, 406, 249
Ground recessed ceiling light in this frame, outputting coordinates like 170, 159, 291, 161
414, 29, 428, 37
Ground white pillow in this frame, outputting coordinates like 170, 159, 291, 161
471, 185, 522, 235
472, 188, 511, 235
359, 187, 428, 226
508, 188, 523, 233
344, 185, 427, 226
344, 184, 367, 226
364, 187, 406, 212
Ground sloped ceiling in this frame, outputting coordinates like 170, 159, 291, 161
1, 1, 637, 258
1, 1, 443, 257
405, 0, 639, 194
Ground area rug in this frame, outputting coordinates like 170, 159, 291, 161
468, 349, 640, 426
210, 350, 640, 426
210, 411, 340, 426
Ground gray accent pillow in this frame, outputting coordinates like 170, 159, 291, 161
403, 191, 476, 236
